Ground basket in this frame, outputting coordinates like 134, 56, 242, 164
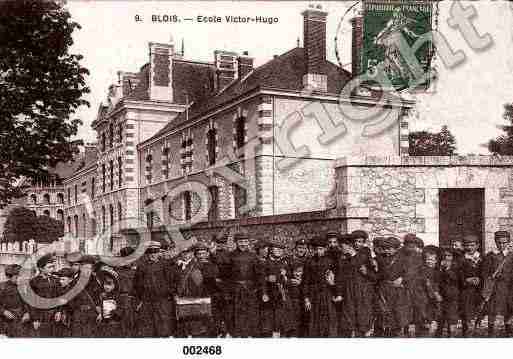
175, 297, 212, 320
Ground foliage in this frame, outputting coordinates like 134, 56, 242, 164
2, 206, 63, 243
408, 125, 457, 156
488, 103, 513, 155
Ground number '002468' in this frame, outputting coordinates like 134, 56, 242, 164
182, 345, 222, 355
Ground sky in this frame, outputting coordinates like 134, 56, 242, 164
66, 1, 513, 155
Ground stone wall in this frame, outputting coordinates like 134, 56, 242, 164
335, 155, 513, 251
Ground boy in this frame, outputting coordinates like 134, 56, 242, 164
438, 246, 460, 337
336, 234, 375, 337
303, 235, 338, 337
290, 238, 310, 269
422, 245, 443, 337
482, 230, 513, 337
0, 264, 31, 337
116, 246, 137, 337
287, 264, 306, 337
260, 240, 293, 337
97, 266, 123, 337
375, 236, 410, 337
210, 234, 232, 337
53, 267, 76, 337
228, 233, 261, 337
458, 234, 482, 337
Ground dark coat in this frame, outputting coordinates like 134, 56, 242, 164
439, 263, 460, 324
457, 253, 483, 320
29, 274, 61, 337
0, 281, 32, 337
482, 251, 513, 318
303, 255, 337, 337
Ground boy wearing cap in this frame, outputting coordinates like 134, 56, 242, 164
53, 267, 76, 337
375, 236, 410, 337
29, 253, 60, 337
303, 235, 338, 337
290, 238, 310, 269
210, 235, 232, 336
228, 233, 261, 337
438, 247, 460, 337
0, 264, 31, 337
326, 231, 342, 263
117, 246, 137, 337
194, 243, 219, 337
260, 240, 294, 337
482, 230, 513, 337
458, 234, 482, 337
421, 245, 443, 337
133, 241, 176, 337
336, 234, 376, 337
97, 266, 123, 337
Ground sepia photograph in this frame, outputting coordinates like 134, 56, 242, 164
2, 0, 513, 352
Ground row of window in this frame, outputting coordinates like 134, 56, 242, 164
101, 157, 123, 193
145, 116, 246, 184
66, 202, 123, 237
30, 193, 65, 205
101, 122, 123, 152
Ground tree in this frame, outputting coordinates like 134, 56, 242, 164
408, 125, 457, 156
488, 103, 513, 155
0, 0, 90, 208
2, 206, 64, 243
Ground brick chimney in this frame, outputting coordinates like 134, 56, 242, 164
302, 4, 328, 92
149, 40, 174, 101
118, 71, 140, 98
238, 51, 254, 79
351, 15, 364, 77
214, 50, 238, 92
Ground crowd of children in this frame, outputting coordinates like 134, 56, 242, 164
0, 229, 512, 338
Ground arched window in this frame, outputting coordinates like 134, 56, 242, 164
109, 160, 114, 190
67, 217, 72, 234
109, 204, 114, 227
184, 191, 192, 221
57, 209, 64, 223
118, 157, 123, 187
145, 154, 153, 184
101, 133, 106, 152
43, 193, 50, 205
57, 193, 64, 204
91, 218, 97, 236
30, 194, 37, 204
207, 127, 217, 166
118, 124, 123, 143
82, 213, 87, 238
43, 209, 50, 217
235, 116, 246, 150
162, 148, 170, 179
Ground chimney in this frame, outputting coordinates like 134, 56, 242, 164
302, 4, 328, 92
149, 40, 174, 102
351, 15, 364, 77
118, 71, 140, 98
214, 50, 238, 92
237, 51, 254, 79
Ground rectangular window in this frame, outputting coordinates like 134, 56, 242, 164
102, 164, 106, 193
118, 157, 123, 187
208, 186, 219, 221
91, 178, 95, 199
146, 211, 154, 229
74, 184, 78, 204
233, 183, 247, 218
67, 188, 71, 205
110, 160, 114, 191
184, 191, 192, 221
101, 133, 106, 152
118, 124, 123, 143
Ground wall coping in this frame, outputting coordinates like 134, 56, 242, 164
334, 155, 513, 168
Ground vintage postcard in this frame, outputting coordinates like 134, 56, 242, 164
2, 0, 513, 351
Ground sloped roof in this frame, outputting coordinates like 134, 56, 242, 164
148, 47, 352, 142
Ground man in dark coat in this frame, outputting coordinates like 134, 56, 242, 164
482, 230, 513, 337
260, 240, 294, 337
326, 231, 342, 263
289, 238, 310, 269
210, 234, 232, 336
458, 234, 483, 337
228, 233, 261, 337
29, 253, 61, 337
0, 264, 31, 337
303, 235, 338, 337
116, 246, 138, 337
375, 236, 410, 337
132, 241, 176, 337
336, 233, 376, 337
438, 246, 460, 337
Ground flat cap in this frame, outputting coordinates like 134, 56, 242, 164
54, 267, 75, 278
351, 230, 369, 240
295, 238, 309, 247
97, 265, 119, 281
495, 230, 510, 241
66, 252, 83, 264
423, 245, 440, 255
373, 237, 385, 248
37, 253, 56, 268
145, 241, 162, 254
233, 232, 249, 241
268, 240, 286, 249
325, 231, 339, 239
381, 236, 401, 249
463, 234, 479, 244
310, 236, 328, 248
4, 264, 21, 277
213, 234, 228, 244
193, 242, 210, 252
338, 233, 355, 245
78, 254, 97, 264
254, 239, 271, 250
